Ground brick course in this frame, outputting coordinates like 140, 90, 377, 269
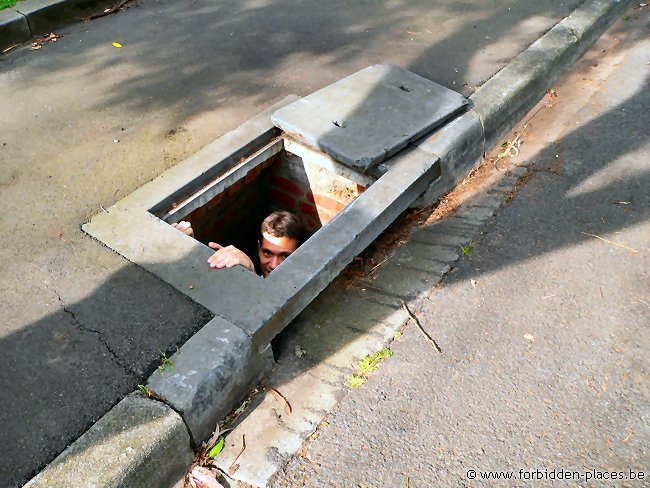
174, 148, 365, 245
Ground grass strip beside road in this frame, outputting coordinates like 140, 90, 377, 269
0, 0, 19, 10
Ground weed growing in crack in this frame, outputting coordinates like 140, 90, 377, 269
347, 376, 367, 388
347, 348, 393, 387
461, 242, 475, 256
158, 351, 174, 372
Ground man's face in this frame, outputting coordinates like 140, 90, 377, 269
258, 232, 298, 277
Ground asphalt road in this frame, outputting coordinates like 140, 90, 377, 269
272, 12, 649, 488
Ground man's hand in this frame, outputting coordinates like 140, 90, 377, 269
207, 242, 255, 273
172, 221, 194, 237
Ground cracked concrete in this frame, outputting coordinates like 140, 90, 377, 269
55, 291, 138, 378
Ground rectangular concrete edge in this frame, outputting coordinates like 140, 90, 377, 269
15, 0, 116, 36
0, 9, 30, 51
147, 316, 275, 442
470, 0, 632, 150
25, 393, 193, 488
251, 147, 441, 346
411, 109, 485, 208
101, 95, 299, 214
82, 206, 267, 321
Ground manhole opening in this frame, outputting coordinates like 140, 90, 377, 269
149, 137, 369, 269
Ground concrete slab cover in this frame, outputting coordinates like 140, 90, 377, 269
272, 63, 467, 172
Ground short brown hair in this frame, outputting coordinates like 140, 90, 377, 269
260, 211, 306, 245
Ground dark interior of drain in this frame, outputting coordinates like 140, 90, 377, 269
175, 149, 365, 267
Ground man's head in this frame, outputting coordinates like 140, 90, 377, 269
258, 211, 305, 277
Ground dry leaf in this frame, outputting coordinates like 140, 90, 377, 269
188, 466, 223, 488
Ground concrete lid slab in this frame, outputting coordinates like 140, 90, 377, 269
272, 63, 467, 172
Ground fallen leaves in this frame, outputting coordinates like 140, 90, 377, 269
29, 32, 61, 50
294, 345, 307, 358
208, 437, 225, 458
187, 466, 224, 488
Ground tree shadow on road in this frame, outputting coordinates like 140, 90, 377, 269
1, 1, 630, 485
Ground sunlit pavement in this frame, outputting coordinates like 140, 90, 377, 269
271, 11, 649, 487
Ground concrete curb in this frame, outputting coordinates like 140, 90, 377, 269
24, 394, 194, 488
411, 0, 633, 208
24, 0, 633, 486
0, 0, 114, 51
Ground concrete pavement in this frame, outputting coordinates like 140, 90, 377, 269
271, 11, 649, 487
0, 0, 634, 485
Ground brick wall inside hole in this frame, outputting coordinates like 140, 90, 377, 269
181, 154, 279, 259
266, 150, 365, 234
175, 150, 364, 258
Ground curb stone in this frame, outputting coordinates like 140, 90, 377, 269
0, 0, 114, 51
24, 0, 634, 486
411, 0, 633, 209
24, 393, 193, 488
0, 8, 30, 50
146, 316, 275, 444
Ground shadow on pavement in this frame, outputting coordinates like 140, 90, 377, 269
3, 1, 636, 485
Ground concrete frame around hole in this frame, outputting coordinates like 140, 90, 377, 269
83, 95, 442, 349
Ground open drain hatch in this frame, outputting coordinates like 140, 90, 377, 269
83, 63, 466, 346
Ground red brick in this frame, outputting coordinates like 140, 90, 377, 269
206, 193, 224, 210
319, 209, 337, 225
225, 179, 244, 197
299, 202, 319, 219
187, 206, 207, 221
313, 193, 347, 213
269, 175, 304, 198
306, 219, 321, 231
245, 165, 263, 183
268, 189, 296, 210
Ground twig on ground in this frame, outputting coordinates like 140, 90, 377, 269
633, 296, 648, 307
580, 232, 639, 253
86, 0, 132, 20
227, 435, 246, 476
2, 43, 18, 54
494, 97, 556, 171
263, 384, 292, 414
401, 301, 442, 353
369, 255, 390, 274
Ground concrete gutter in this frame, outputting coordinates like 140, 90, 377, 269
0, 0, 114, 51
24, 0, 633, 486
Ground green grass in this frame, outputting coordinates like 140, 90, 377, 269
347, 348, 394, 388
158, 351, 174, 372
461, 242, 475, 256
0, 0, 20, 11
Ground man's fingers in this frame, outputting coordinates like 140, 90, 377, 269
172, 221, 194, 237
208, 242, 223, 250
